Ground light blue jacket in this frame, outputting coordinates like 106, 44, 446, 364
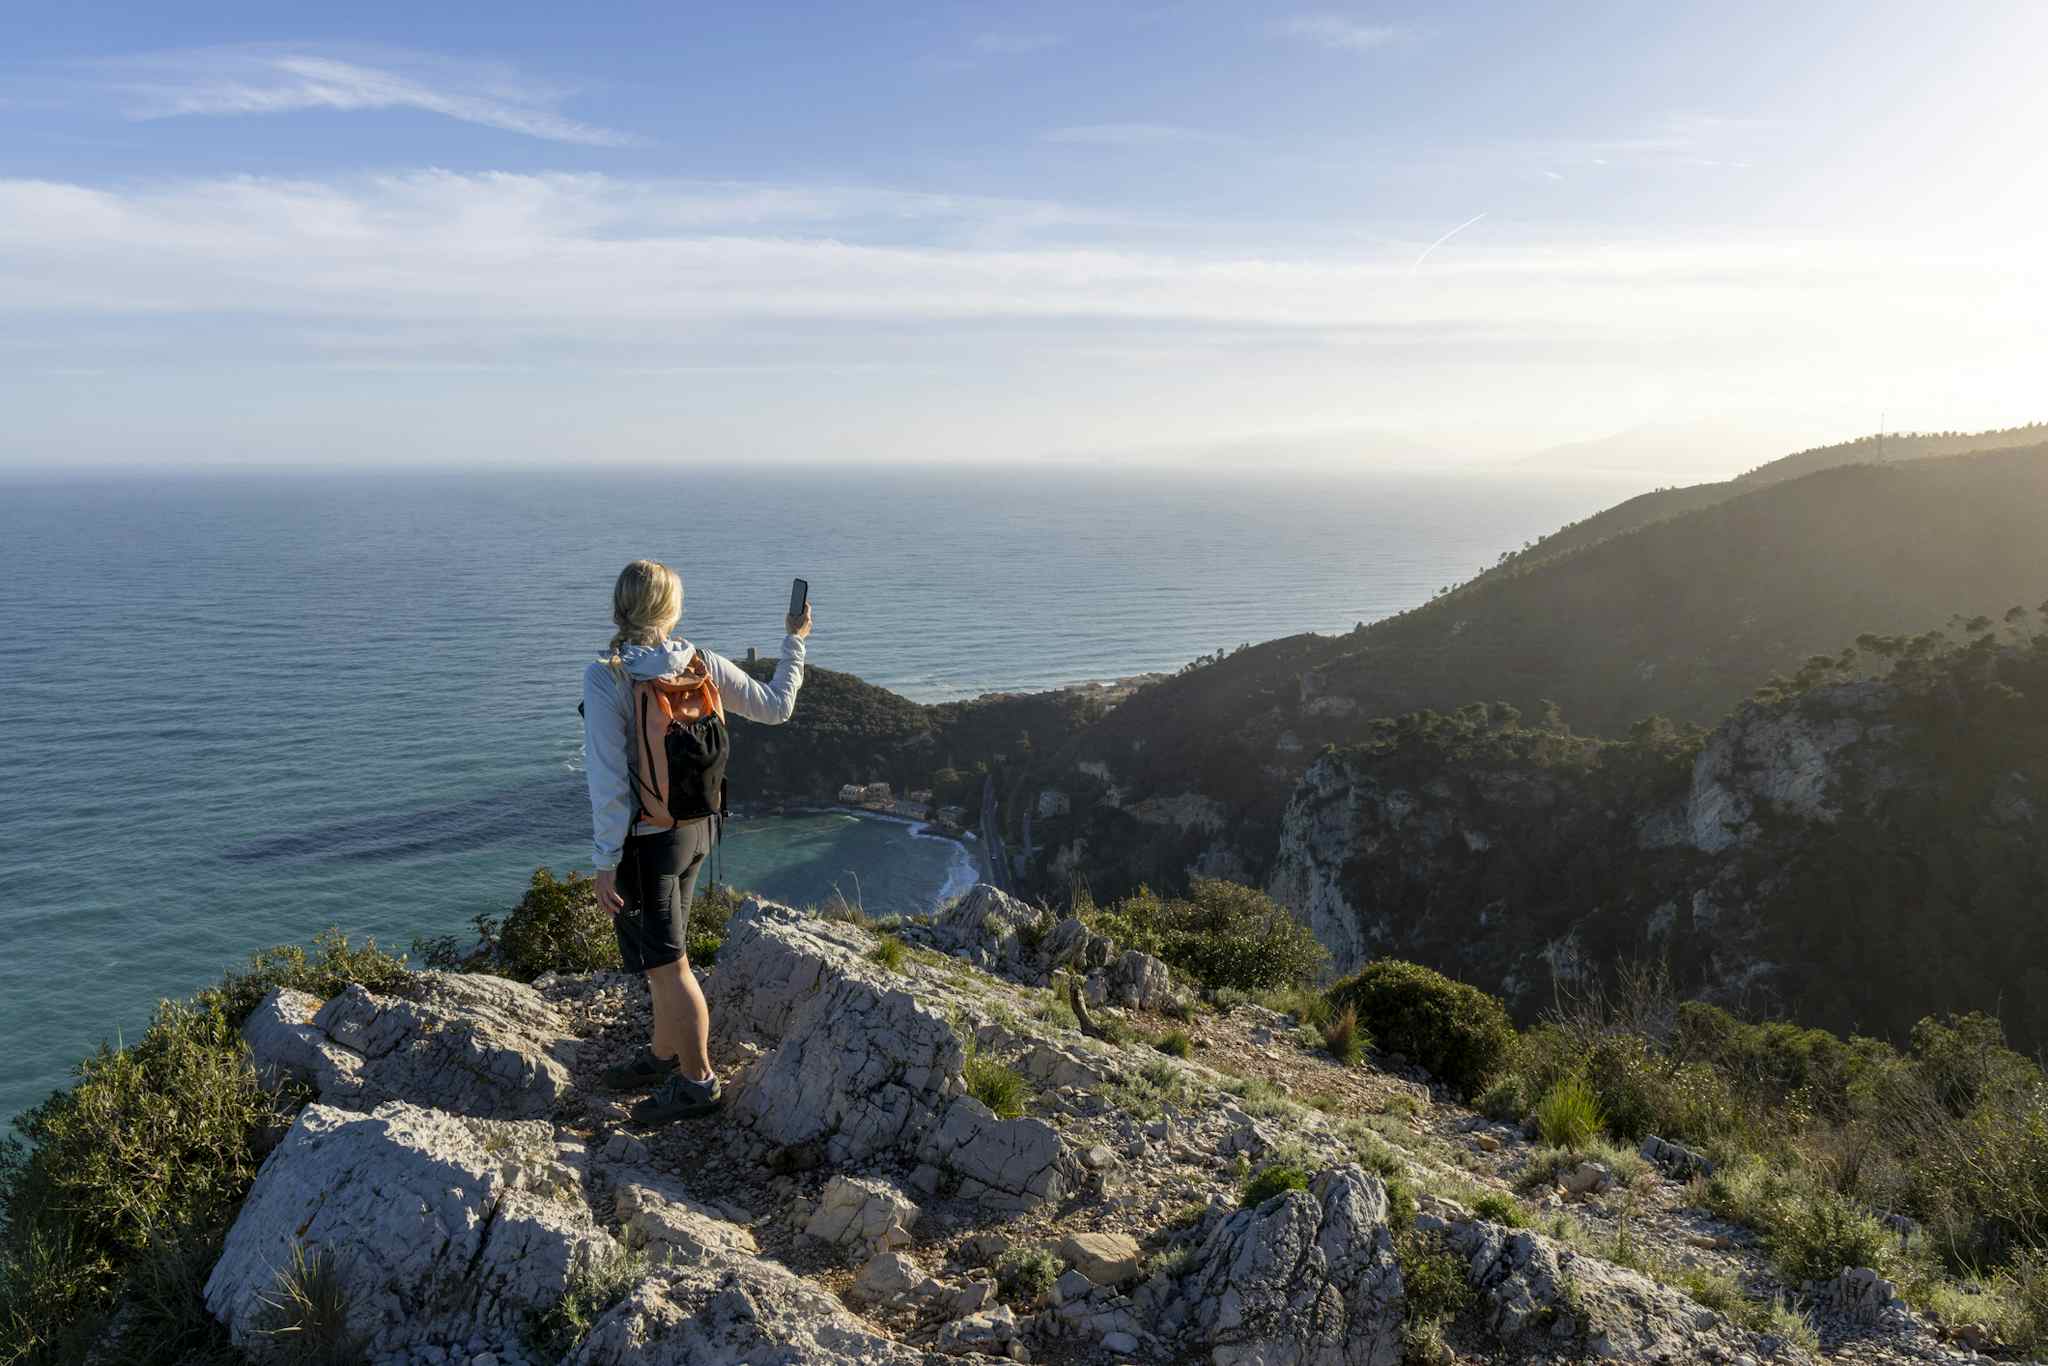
582, 635, 806, 870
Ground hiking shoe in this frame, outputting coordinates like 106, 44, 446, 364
600, 1047, 680, 1092
630, 1071, 723, 1125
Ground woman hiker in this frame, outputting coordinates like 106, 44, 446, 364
582, 558, 809, 1124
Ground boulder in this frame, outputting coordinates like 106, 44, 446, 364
241, 987, 333, 1090
935, 1305, 1024, 1359
1451, 1221, 1814, 1362
803, 1174, 921, 1256
613, 1178, 759, 1266
1812, 1266, 1899, 1326
308, 973, 578, 1118
709, 901, 965, 1166
570, 1254, 929, 1366
1638, 1135, 1714, 1179
1061, 1231, 1143, 1286
1155, 1165, 1403, 1366
205, 1101, 609, 1357
1560, 1160, 1613, 1196
928, 883, 1047, 974
853, 1250, 923, 1303
921, 1096, 1074, 1212
1083, 949, 1180, 1012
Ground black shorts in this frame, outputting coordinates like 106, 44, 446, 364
614, 819, 714, 974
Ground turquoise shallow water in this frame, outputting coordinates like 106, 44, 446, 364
0, 463, 1638, 1123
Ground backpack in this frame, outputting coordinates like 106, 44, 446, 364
625, 652, 729, 826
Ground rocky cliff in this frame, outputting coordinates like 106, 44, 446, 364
1265, 632, 2048, 1046
173, 886, 1852, 1366
1018, 440, 2048, 913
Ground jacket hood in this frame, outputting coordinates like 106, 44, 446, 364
618, 639, 698, 681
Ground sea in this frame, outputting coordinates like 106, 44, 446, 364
0, 463, 1641, 1123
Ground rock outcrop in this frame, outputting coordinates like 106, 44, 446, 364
197, 887, 1835, 1365
1153, 1166, 1405, 1365
205, 1101, 610, 1357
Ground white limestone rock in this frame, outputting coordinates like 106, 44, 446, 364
920, 1096, 1074, 1213
804, 1174, 921, 1256
1156, 1165, 1403, 1366
205, 1101, 610, 1357
241, 987, 335, 1091
709, 901, 965, 1166
568, 1255, 929, 1366
613, 1177, 759, 1267
308, 972, 578, 1119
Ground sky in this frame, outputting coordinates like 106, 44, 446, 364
2, 0, 2044, 472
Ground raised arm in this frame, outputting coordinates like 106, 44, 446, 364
703, 602, 811, 724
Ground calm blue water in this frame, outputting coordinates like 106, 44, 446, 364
0, 464, 1638, 1122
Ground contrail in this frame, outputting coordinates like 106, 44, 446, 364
1409, 211, 1488, 275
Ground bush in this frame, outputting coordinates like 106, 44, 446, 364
964, 1055, 1028, 1119
1321, 1006, 1367, 1066
1770, 1188, 1896, 1284
1241, 1162, 1311, 1207
1479, 1074, 1529, 1123
201, 928, 411, 1026
869, 934, 909, 972
687, 883, 746, 964
1471, 1192, 1529, 1227
1326, 960, 1515, 1097
1087, 879, 1326, 992
494, 868, 622, 981
1154, 1029, 1193, 1060
0, 998, 286, 1362
1397, 1227, 1475, 1324
1536, 1075, 1605, 1151
527, 1244, 646, 1360
994, 1246, 1060, 1306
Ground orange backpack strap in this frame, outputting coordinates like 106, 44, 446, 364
628, 678, 677, 828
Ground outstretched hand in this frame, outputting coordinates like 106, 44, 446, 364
787, 602, 813, 639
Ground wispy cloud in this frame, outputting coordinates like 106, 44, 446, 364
1275, 15, 1407, 53
96, 46, 637, 147
1042, 123, 1240, 149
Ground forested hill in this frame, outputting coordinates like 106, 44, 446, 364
1468, 422, 2048, 589
1020, 438, 2048, 901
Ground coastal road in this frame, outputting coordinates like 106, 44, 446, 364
979, 773, 1012, 892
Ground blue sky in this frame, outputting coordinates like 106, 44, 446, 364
3, 1, 2044, 470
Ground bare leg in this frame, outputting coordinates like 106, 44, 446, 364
645, 957, 714, 1082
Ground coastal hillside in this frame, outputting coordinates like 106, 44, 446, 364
9, 876, 2031, 1364
1018, 438, 2048, 904
728, 661, 1107, 808
1475, 423, 2048, 588
1268, 620, 2048, 1050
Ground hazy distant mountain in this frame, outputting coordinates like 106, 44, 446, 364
1509, 421, 1788, 482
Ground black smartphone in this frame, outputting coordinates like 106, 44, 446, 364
788, 577, 809, 620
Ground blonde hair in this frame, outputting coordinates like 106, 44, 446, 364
606, 559, 683, 669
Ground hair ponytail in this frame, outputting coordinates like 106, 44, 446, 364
606, 560, 684, 674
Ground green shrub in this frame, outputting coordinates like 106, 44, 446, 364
687, 883, 746, 964
200, 928, 411, 1026
254, 1242, 366, 1366
1396, 1227, 1475, 1325
994, 1246, 1060, 1306
492, 868, 622, 981
1241, 1162, 1311, 1207
527, 1245, 647, 1360
1154, 1029, 1193, 1060
964, 1055, 1028, 1119
1328, 960, 1514, 1097
1479, 1074, 1529, 1124
1385, 1177, 1418, 1231
1087, 879, 1327, 992
869, 934, 909, 972
1535, 1075, 1604, 1151
1471, 1192, 1529, 1227
0, 996, 286, 1364
1770, 1188, 1895, 1283
92, 1230, 240, 1366
1321, 1006, 1366, 1067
